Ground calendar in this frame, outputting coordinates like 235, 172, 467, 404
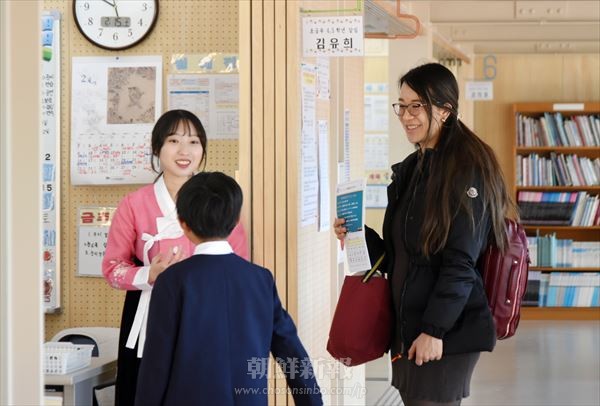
71, 56, 162, 185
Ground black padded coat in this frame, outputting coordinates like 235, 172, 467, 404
365, 149, 496, 355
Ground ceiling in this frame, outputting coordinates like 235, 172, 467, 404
365, 0, 600, 57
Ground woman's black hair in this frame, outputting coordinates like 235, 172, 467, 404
176, 172, 242, 239
399, 63, 517, 254
150, 109, 207, 174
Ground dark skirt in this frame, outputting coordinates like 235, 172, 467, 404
115, 290, 142, 406
391, 352, 480, 403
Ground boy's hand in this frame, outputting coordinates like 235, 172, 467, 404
149, 245, 184, 284
333, 218, 347, 249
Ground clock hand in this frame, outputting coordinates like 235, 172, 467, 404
114, 0, 120, 18
100, 0, 115, 8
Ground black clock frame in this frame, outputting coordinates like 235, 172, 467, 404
72, 0, 159, 51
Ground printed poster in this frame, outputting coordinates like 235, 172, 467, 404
168, 74, 239, 139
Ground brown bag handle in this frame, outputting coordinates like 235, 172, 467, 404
362, 254, 386, 283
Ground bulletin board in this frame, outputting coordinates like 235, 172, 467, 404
43, 0, 241, 340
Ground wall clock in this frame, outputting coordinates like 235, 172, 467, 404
73, 0, 159, 50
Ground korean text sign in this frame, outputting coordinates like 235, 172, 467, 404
77, 207, 116, 277
303, 16, 364, 57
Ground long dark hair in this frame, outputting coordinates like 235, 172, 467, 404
399, 63, 517, 255
150, 109, 208, 174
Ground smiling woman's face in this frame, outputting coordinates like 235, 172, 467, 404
158, 120, 204, 179
397, 83, 447, 149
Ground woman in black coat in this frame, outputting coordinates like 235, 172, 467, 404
334, 63, 516, 406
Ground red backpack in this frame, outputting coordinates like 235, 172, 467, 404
480, 219, 530, 339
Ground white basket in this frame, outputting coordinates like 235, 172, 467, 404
43, 342, 94, 375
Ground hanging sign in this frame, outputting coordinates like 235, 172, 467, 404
465, 81, 494, 101
302, 16, 364, 57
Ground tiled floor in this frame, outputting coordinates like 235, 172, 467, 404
464, 320, 600, 406
366, 320, 600, 406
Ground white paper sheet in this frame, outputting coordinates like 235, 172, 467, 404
316, 57, 330, 100
168, 74, 239, 139
366, 184, 388, 208
300, 63, 319, 226
341, 109, 351, 183
364, 94, 389, 132
365, 134, 389, 170
302, 16, 364, 57
77, 207, 116, 277
318, 120, 330, 231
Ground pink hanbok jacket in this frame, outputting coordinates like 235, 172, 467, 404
102, 176, 248, 356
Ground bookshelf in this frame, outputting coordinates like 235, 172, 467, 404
513, 102, 600, 320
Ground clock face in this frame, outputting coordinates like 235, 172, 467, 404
73, 0, 158, 50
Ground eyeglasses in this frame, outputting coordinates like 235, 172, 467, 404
392, 102, 427, 117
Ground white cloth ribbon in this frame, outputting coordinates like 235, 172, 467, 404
126, 177, 183, 358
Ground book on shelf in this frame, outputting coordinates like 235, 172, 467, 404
553, 112, 569, 146
523, 271, 541, 307
527, 236, 538, 267
571, 241, 600, 268
538, 273, 550, 307
516, 153, 600, 187
545, 272, 600, 307
528, 235, 599, 267
518, 191, 577, 225
537, 233, 557, 267
518, 191, 600, 226
516, 112, 600, 147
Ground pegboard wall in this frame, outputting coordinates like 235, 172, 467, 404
44, 0, 239, 340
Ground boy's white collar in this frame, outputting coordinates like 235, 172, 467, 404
193, 240, 233, 255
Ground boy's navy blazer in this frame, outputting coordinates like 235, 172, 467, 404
135, 253, 322, 406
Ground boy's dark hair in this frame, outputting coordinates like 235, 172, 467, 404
177, 172, 242, 239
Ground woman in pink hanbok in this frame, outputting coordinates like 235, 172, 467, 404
102, 110, 248, 405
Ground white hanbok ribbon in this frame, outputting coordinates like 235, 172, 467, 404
126, 177, 183, 358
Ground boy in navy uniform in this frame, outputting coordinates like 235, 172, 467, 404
135, 172, 322, 405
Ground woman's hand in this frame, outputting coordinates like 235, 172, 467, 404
149, 245, 184, 284
333, 218, 347, 249
408, 333, 443, 366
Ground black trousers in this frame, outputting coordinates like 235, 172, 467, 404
115, 290, 142, 406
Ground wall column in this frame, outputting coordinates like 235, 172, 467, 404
0, 1, 43, 404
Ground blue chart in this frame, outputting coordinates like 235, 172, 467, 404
336, 190, 363, 233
